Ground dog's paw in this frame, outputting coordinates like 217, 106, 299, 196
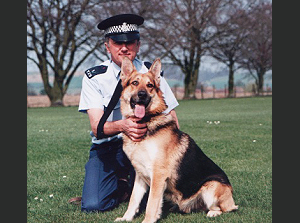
141, 218, 158, 223
114, 217, 132, 222
114, 217, 126, 222
207, 210, 222, 217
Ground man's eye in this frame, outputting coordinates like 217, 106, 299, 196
147, 83, 154, 88
126, 40, 135, 45
131, 81, 139, 86
114, 41, 123, 45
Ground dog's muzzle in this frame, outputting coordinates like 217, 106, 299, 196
130, 90, 151, 119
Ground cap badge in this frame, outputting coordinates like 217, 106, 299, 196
121, 22, 130, 32
105, 23, 138, 36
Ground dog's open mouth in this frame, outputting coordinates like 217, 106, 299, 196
130, 91, 150, 119
134, 104, 146, 119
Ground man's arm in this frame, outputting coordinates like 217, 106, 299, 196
170, 109, 180, 129
87, 108, 147, 142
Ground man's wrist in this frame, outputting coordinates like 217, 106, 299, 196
103, 120, 124, 136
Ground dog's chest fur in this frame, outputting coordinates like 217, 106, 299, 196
123, 137, 160, 184
122, 114, 175, 185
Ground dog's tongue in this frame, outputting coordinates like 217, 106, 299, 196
134, 104, 145, 119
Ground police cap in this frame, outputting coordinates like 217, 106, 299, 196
97, 14, 144, 42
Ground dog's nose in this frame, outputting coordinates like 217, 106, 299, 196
138, 90, 147, 99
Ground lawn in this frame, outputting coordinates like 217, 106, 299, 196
27, 97, 272, 223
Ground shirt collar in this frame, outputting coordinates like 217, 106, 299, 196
111, 60, 121, 78
110, 58, 142, 78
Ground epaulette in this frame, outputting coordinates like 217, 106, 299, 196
144, 61, 164, 76
144, 61, 152, 69
85, 65, 108, 79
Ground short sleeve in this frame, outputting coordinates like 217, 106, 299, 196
78, 75, 104, 113
159, 76, 179, 114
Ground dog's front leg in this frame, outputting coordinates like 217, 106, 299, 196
115, 173, 148, 222
142, 175, 167, 223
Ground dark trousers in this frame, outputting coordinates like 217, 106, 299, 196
81, 141, 135, 212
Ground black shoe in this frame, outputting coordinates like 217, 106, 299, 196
118, 179, 130, 203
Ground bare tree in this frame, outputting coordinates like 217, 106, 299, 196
95, 0, 271, 99
27, 0, 272, 104
140, 0, 233, 99
238, 1, 272, 95
27, 0, 102, 106
208, 1, 251, 98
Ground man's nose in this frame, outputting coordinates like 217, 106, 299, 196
120, 43, 128, 51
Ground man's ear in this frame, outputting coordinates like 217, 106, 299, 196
104, 41, 111, 54
136, 40, 141, 53
121, 57, 135, 84
149, 58, 161, 86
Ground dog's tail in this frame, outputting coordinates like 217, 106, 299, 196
218, 185, 238, 213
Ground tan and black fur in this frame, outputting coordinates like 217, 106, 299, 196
115, 57, 238, 223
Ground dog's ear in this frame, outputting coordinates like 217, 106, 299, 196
149, 58, 161, 85
121, 57, 135, 83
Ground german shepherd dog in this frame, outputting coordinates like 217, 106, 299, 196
115, 57, 238, 223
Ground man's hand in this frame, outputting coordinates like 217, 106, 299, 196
121, 117, 147, 142
87, 108, 147, 141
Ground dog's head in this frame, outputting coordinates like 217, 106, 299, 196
120, 57, 167, 119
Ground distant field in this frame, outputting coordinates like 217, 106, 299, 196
27, 71, 272, 96
27, 97, 272, 222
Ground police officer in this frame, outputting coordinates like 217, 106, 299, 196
77, 14, 179, 213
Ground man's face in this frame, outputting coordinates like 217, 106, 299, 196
105, 38, 140, 67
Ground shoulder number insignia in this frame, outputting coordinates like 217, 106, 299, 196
85, 65, 108, 79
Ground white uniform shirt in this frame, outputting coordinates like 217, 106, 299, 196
79, 58, 179, 144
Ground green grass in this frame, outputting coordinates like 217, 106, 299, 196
27, 97, 272, 223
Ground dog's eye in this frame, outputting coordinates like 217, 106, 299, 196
147, 83, 154, 88
131, 80, 139, 86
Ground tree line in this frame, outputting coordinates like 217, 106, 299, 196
27, 0, 272, 106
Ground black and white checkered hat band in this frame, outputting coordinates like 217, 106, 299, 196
105, 22, 139, 36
